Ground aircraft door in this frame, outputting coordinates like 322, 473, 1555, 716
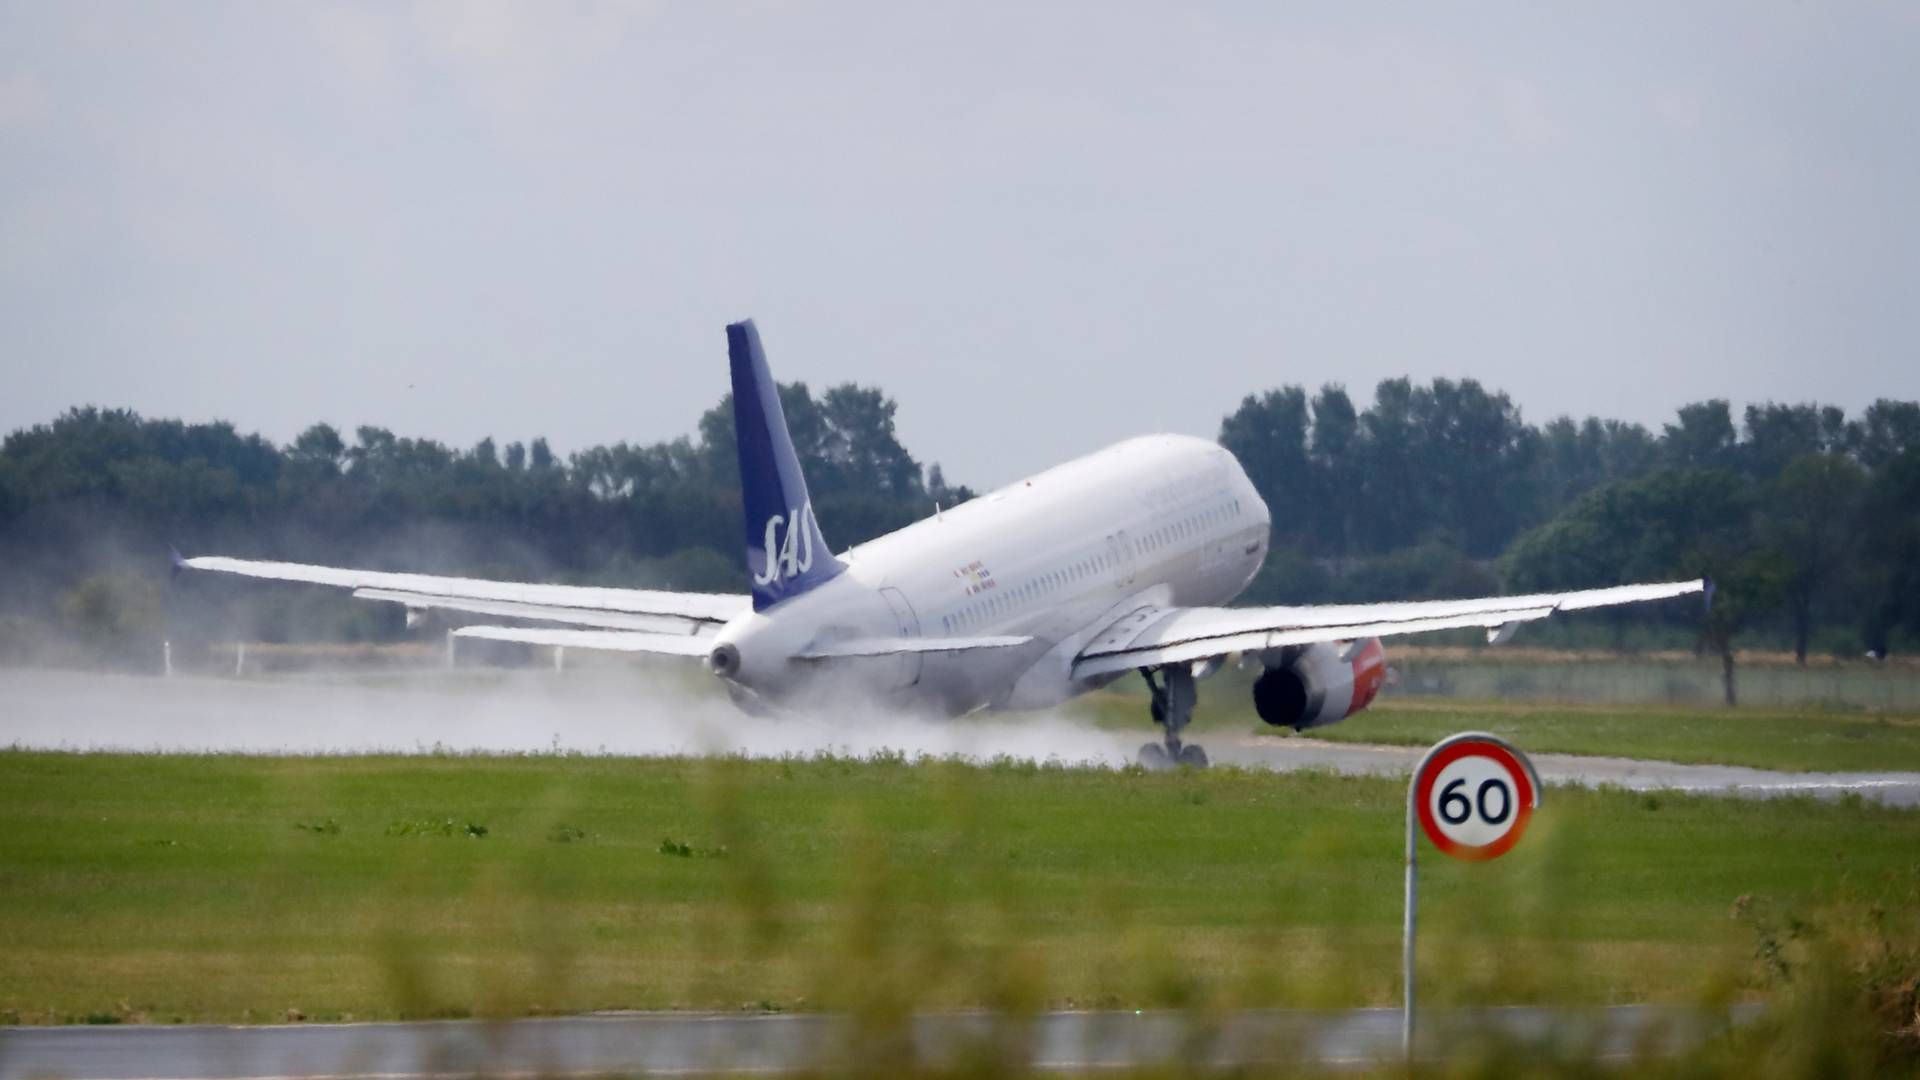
879, 587, 922, 689
1106, 531, 1137, 590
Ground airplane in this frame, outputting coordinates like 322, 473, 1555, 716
177, 320, 1707, 767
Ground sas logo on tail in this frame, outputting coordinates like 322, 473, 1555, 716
754, 502, 818, 586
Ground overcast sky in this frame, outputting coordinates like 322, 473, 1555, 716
2, 2, 1916, 486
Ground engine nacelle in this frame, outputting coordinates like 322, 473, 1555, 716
1252, 638, 1388, 731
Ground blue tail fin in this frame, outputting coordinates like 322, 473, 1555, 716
727, 320, 846, 611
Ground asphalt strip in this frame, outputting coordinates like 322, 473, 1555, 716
1210, 736, 1920, 807
0, 1005, 1765, 1079
3, 669, 1917, 806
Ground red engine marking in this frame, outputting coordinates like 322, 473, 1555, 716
1346, 637, 1387, 717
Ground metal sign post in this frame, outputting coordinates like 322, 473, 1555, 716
1403, 732, 1542, 1060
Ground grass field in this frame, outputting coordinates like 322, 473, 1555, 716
1387, 649, 1920, 711
1067, 671, 1920, 774
1286, 700, 1920, 773
1, 750, 1915, 1028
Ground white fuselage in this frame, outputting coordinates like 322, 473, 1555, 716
713, 435, 1271, 716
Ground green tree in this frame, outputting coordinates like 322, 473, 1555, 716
1219, 387, 1311, 548
1662, 400, 1738, 471
59, 573, 164, 656
1850, 399, 1920, 470
1352, 377, 1428, 553
818, 384, 923, 501
1768, 453, 1868, 664
1406, 377, 1540, 557
698, 380, 924, 506
1741, 402, 1847, 478
0, 455, 17, 530
926, 463, 974, 507
1860, 449, 1920, 656
1538, 416, 1658, 513
289, 423, 345, 471
1309, 385, 1360, 561
1505, 468, 1782, 704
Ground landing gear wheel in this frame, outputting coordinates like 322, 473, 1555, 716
1138, 666, 1206, 774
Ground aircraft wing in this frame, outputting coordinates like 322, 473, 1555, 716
450, 626, 1033, 661
453, 625, 717, 656
177, 553, 748, 634
794, 635, 1032, 660
1071, 579, 1707, 680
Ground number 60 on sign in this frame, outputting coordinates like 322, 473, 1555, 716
1415, 737, 1537, 860
1402, 732, 1542, 1058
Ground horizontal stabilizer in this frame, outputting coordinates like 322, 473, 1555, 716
795, 635, 1031, 661
352, 588, 712, 635
179, 554, 748, 626
452, 625, 714, 657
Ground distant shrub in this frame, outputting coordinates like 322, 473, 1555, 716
0, 614, 66, 664
385, 818, 487, 838
658, 836, 727, 859
58, 574, 162, 654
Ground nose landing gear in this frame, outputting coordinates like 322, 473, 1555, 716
1137, 665, 1208, 769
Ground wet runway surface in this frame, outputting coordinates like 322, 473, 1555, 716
1209, 736, 1920, 807
5, 668, 1918, 806
0, 1004, 1762, 1078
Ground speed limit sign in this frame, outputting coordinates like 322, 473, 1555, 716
1402, 733, 1541, 1058
1414, 737, 1537, 860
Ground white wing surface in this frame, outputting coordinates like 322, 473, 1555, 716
179, 554, 747, 634
794, 635, 1032, 660
452, 625, 717, 656
1072, 579, 1706, 680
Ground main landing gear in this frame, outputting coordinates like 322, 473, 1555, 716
1137, 666, 1208, 769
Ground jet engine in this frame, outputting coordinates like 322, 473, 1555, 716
1251, 638, 1387, 731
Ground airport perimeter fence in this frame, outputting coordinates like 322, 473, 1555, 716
139, 639, 1920, 712
1392, 654, 1920, 711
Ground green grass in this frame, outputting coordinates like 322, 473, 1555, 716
1066, 671, 1920, 773
1289, 700, 1920, 773
1389, 653, 1920, 712
0, 750, 1915, 1026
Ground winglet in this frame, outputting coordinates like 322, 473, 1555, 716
168, 545, 188, 581
1702, 577, 1715, 614
727, 319, 846, 611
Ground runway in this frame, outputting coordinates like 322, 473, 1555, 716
1208, 736, 1920, 807
0, 1004, 1762, 1078
5, 668, 1918, 806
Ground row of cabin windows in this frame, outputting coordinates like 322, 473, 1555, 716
1140, 498, 1245, 555
938, 498, 1247, 634
942, 549, 1121, 633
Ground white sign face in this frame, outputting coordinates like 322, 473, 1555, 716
1425, 756, 1519, 849
1413, 736, 1537, 861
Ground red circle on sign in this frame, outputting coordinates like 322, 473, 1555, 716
1415, 739, 1535, 861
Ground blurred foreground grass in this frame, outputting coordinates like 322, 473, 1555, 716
0, 750, 1915, 1042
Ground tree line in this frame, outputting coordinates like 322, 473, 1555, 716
1220, 381, 1920, 699
2, 375, 1916, 698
